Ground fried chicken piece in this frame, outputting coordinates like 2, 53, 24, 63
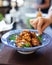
19, 30, 31, 41
16, 37, 22, 43
15, 30, 41, 47
30, 32, 37, 38
22, 33, 31, 41
16, 37, 32, 47
19, 30, 31, 37
31, 38, 40, 46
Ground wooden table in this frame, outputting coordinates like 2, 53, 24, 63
0, 40, 52, 65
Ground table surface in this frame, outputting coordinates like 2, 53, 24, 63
0, 42, 52, 65
0, 26, 52, 65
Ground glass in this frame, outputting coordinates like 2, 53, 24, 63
5, 14, 16, 25
3, 0, 9, 7
11, 1, 16, 7
5, 14, 12, 24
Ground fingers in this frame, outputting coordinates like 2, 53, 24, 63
30, 17, 51, 35
30, 18, 44, 35
42, 19, 51, 31
30, 19, 34, 24
33, 18, 38, 29
37, 18, 44, 35
30, 18, 38, 29
42, 23, 49, 32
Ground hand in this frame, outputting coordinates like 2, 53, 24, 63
30, 17, 51, 35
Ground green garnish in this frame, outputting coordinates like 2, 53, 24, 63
37, 35, 42, 41
25, 43, 30, 47
26, 18, 33, 29
22, 42, 31, 48
9, 34, 18, 41
23, 43, 31, 48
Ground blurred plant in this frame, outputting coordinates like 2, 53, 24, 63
0, 13, 4, 21
26, 18, 33, 29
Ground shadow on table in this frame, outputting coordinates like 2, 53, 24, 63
9, 49, 51, 65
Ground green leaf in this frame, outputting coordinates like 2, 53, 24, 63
24, 43, 30, 47
9, 36, 16, 41
37, 35, 42, 41
26, 18, 33, 29
9, 34, 18, 41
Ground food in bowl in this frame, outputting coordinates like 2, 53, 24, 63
9, 30, 41, 48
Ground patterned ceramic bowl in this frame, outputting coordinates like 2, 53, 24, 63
1, 29, 51, 54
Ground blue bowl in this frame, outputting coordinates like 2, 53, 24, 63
1, 29, 51, 54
